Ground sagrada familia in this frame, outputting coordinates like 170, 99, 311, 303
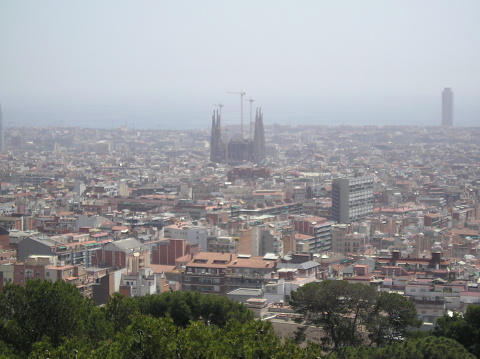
210, 108, 265, 164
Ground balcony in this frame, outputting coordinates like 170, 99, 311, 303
184, 270, 224, 277
183, 277, 222, 285
226, 272, 265, 279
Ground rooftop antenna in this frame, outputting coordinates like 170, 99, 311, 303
245, 98, 254, 138
227, 90, 246, 139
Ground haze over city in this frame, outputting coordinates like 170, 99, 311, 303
1, 1, 480, 128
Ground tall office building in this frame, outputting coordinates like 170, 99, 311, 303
442, 88, 453, 127
332, 176, 374, 224
0, 102, 4, 152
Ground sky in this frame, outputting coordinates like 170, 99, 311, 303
1, 1, 479, 129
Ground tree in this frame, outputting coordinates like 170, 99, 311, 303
290, 281, 421, 351
134, 290, 254, 327
368, 292, 422, 346
0, 280, 93, 355
104, 292, 139, 333
434, 304, 480, 357
43, 316, 322, 359
326, 336, 476, 359
84, 306, 114, 347
290, 280, 377, 350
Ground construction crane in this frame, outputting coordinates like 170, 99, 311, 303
214, 103, 224, 117
245, 98, 254, 138
227, 90, 246, 139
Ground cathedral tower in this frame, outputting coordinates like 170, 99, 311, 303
253, 108, 265, 163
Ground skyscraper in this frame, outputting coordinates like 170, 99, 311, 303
442, 88, 453, 127
0, 102, 4, 152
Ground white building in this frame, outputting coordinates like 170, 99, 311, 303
332, 175, 374, 224
164, 223, 208, 251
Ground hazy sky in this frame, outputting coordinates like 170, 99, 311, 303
1, 1, 479, 128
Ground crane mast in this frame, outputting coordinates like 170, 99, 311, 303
245, 98, 254, 138
227, 90, 246, 139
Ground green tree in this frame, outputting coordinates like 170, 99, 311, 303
87, 316, 321, 359
290, 280, 377, 350
0, 280, 93, 355
104, 292, 139, 333
84, 306, 114, 347
134, 290, 254, 327
434, 304, 480, 357
327, 336, 475, 359
368, 292, 422, 346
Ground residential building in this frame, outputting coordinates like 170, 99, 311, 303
332, 175, 374, 223
164, 222, 207, 251
92, 237, 149, 270
181, 252, 279, 296
293, 216, 333, 253
151, 238, 189, 265
405, 278, 466, 324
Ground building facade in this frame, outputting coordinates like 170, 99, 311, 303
293, 216, 333, 253
332, 176, 374, 224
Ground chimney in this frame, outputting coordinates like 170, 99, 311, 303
431, 252, 441, 264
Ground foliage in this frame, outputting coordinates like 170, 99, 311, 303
1, 278, 446, 358
326, 336, 475, 359
0, 280, 93, 354
290, 281, 421, 351
28, 316, 322, 359
0, 281, 319, 358
433, 304, 480, 358
104, 292, 139, 333
368, 292, 422, 346
0, 340, 21, 359
290, 280, 378, 350
134, 290, 254, 327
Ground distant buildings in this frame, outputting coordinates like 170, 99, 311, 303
332, 176, 374, 224
442, 87, 453, 127
4, 121, 480, 323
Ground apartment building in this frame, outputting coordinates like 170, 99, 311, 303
294, 216, 333, 253
181, 252, 279, 296
332, 175, 374, 223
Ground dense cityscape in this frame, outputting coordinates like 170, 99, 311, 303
1, 91, 480, 338
2, 0, 480, 356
